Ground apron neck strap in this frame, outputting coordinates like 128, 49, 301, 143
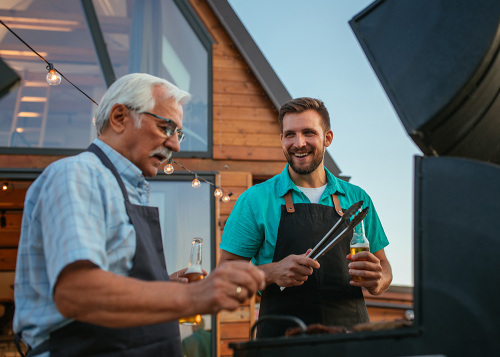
86, 143, 130, 203
284, 192, 295, 213
331, 194, 343, 216
284, 191, 343, 216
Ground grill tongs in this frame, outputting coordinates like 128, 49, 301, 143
280, 201, 369, 291
308, 201, 368, 260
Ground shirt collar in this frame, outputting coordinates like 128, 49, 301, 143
278, 164, 345, 198
93, 138, 150, 190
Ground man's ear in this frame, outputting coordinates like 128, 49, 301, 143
107, 104, 129, 134
324, 129, 333, 148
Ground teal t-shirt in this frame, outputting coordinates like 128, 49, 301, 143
220, 165, 389, 266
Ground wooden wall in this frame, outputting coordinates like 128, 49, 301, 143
0, 182, 29, 272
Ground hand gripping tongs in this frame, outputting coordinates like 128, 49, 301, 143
280, 201, 369, 291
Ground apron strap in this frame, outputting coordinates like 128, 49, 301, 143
86, 143, 131, 203
331, 194, 343, 216
284, 192, 295, 213
284, 192, 343, 216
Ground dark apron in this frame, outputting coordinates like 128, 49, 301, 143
256, 191, 369, 338
18, 143, 182, 357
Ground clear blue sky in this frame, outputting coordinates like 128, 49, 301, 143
228, 0, 421, 286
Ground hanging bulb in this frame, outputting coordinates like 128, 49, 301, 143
46, 63, 61, 85
192, 175, 201, 188
222, 192, 233, 203
1, 183, 8, 191
214, 187, 223, 198
164, 160, 174, 174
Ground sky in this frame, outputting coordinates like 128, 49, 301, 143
227, 0, 421, 286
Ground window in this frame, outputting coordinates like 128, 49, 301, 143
93, 0, 212, 155
149, 175, 215, 351
149, 178, 213, 275
0, 0, 212, 156
0, 0, 106, 151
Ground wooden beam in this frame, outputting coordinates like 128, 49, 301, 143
213, 146, 284, 161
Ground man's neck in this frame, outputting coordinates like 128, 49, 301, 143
288, 164, 327, 188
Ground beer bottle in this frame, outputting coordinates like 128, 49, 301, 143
350, 218, 369, 282
179, 237, 204, 325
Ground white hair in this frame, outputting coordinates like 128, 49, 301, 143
94, 73, 191, 135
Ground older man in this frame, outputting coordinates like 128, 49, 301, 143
14, 73, 265, 356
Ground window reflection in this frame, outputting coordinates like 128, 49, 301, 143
149, 180, 212, 275
93, 0, 209, 153
149, 178, 213, 345
0, 0, 106, 149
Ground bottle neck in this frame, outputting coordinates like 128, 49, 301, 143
186, 238, 203, 273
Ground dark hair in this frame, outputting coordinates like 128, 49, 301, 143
278, 97, 331, 133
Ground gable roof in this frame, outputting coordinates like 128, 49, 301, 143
206, 0, 343, 177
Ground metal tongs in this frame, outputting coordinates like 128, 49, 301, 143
280, 201, 369, 291
309, 202, 369, 260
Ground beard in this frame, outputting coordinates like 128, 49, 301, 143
283, 145, 324, 175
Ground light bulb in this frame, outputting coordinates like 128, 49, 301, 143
46, 69, 61, 85
214, 188, 223, 198
1, 183, 7, 191
192, 176, 201, 188
164, 163, 174, 174
222, 195, 231, 203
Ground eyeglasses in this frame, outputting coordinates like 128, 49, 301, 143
139, 111, 185, 143
126, 106, 184, 143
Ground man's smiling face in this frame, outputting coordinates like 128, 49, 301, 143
280, 109, 329, 176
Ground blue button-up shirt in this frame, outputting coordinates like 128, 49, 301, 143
14, 139, 151, 352
220, 165, 389, 265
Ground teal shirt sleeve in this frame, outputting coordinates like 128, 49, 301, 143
220, 190, 264, 258
362, 193, 388, 253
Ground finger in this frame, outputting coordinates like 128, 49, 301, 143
232, 284, 248, 302
352, 251, 378, 263
291, 265, 314, 277
216, 261, 265, 294
299, 257, 320, 269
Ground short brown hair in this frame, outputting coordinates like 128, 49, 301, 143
278, 97, 331, 133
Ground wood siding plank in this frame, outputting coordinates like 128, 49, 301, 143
219, 306, 250, 323
213, 132, 281, 147
0, 249, 17, 271
213, 79, 263, 95
213, 145, 284, 161
0, 229, 20, 247
213, 93, 272, 109
219, 322, 250, 339
213, 120, 280, 134
214, 106, 278, 122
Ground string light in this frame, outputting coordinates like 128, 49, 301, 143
163, 159, 175, 174
0, 19, 235, 203
46, 63, 61, 85
191, 174, 201, 189
0, 19, 99, 106
166, 160, 233, 203
222, 193, 233, 203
